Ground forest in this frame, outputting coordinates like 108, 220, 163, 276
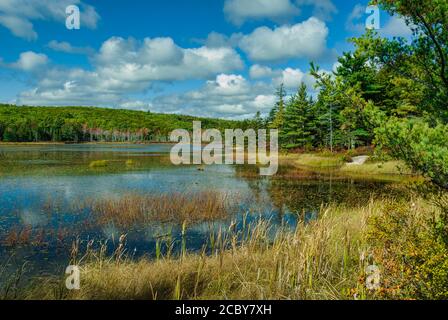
0, 105, 244, 143
262, 0, 448, 191
1, 0, 447, 191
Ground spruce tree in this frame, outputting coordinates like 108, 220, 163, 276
282, 83, 313, 149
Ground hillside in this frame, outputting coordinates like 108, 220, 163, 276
0, 104, 245, 143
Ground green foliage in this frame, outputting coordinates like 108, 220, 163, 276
282, 83, 315, 149
0, 105, 243, 143
374, 118, 448, 189
270, 84, 286, 130
368, 200, 448, 299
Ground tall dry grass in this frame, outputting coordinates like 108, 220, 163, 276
91, 191, 232, 226
26, 200, 388, 300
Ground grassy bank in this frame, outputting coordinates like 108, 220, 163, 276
20, 195, 448, 300
277, 152, 418, 182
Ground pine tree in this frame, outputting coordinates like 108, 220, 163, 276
282, 83, 314, 149
253, 111, 264, 130
271, 84, 286, 130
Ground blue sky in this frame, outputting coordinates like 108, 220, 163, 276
0, 0, 412, 119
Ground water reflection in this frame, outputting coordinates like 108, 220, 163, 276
0, 144, 406, 279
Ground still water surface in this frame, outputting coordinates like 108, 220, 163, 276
0, 144, 402, 278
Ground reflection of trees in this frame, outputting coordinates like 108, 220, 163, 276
267, 178, 406, 215
238, 166, 408, 218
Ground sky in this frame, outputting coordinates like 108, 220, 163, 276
0, 0, 413, 119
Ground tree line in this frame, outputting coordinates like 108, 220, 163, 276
0, 105, 244, 143
255, 0, 448, 191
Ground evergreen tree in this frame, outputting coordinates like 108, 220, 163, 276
282, 83, 314, 149
271, 84, 286, 130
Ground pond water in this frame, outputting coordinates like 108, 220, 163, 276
0, 144, 404, 280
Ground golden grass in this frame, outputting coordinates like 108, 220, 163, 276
19, 196, 446, 300
90, 191, 232, 226
27, 200, 389, 300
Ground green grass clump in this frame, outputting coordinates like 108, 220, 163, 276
89, 160, 108, 168
283, 153, 345, 168
340, 160, 409, 175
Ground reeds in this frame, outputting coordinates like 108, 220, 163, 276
91, 191, 232, 227
24, 199, 387, 300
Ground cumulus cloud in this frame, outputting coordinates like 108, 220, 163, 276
48, 40, 94, 55
91, 37, 244, 84
151, 64, 322, 119
16, 36, 244, 107
11, 51, 48, 71
0, 0, 100, 40
224, 0, 299, 26
273, 67, 315, 89
152, 74, 276, 119
239, 17, 329, 62
249, 65, 276, 79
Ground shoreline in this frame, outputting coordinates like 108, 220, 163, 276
0, 141, 176, 146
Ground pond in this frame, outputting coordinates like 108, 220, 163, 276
0, 144, 405, 281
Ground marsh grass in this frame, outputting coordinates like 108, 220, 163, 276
89, 160, 109, 168
340, 160, 411, 175
91, 191, 233, 227
293, 154, 346, 168
24, 200, 383, 300
15, 197, 448, 300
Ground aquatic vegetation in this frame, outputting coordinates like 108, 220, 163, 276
8, 197, 448, 300
89, 160, 109, 168
20, 199, 374, 300
90, 191, 232, 227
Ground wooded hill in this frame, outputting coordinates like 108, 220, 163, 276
0, 104, 245, 143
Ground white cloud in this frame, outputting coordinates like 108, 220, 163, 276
152, 74, 276, 118
239, 17, 329, 62
16, 36, 244, 107
94, 37, 244, 82
224, 0, 299, 26
380, 16, 413, 37
296, 0, 337, 21
345, 4, 366, 33
0, 0, 99, 40
48, 40, 94, 55
273, 67, 315, 89
346, 5, 413, 37
0, 15, 37, 40
11, 51, 48, 71
249, 64, 275, 79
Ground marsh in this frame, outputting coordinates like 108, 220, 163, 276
0, 143, 408, 284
